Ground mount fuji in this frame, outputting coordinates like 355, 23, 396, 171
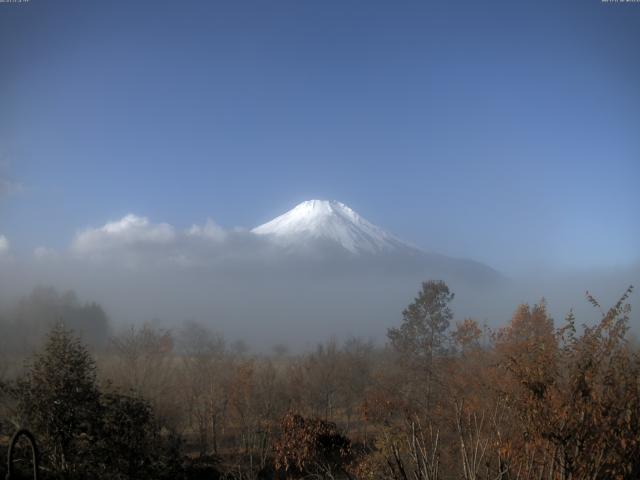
252, 200, 413, 255
251, 200, 503, 285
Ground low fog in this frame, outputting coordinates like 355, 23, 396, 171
0, 214, 637, 351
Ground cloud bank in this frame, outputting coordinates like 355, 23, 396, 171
61, 214, 287, 270
70, 214, 179, 266
1, 214, 637, 349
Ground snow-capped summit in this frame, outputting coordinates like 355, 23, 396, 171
251, 199, 503, 285
252, 200, 412, 255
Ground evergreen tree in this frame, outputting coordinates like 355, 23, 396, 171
15, 323, 185, 479
17, 322, 101, 476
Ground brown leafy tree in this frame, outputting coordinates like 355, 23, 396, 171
274, 413, 354, 479
495, 287, 640, 479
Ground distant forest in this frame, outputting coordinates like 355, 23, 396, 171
0, 281, 638, 479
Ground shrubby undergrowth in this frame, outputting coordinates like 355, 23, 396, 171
0, 281, 637, 479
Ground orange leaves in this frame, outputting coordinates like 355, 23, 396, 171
452, 318, 483, 352
273, 413, 354, 478
489, 288, 640, 479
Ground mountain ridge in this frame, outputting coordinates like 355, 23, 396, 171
250, 199, 504, 285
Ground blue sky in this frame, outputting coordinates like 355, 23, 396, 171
0, 0, 638, 272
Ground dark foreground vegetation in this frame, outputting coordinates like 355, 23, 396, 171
0, 281, 638, 479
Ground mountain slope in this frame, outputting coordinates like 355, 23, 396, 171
252, 200, 415, 255
251, 200, 504, 285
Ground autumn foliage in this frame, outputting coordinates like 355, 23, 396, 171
1, 281, 638, 479
274, 413, 354, 479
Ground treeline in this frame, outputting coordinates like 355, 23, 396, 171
0, 281, 638, 479
0, 286, 110, 354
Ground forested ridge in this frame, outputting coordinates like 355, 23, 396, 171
0, 281, 637, 479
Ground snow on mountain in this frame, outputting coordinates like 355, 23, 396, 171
251, 200, 414, 255
251, 199, 504, 285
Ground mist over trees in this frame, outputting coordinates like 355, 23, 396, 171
0, 287, 110, 355
0, 280, 637, 479
2, 256, 637, 349
3, 323, 180, 479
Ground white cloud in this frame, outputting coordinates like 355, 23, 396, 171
64, 213, 279, 268
187, 219, 227, 241
71, 214, 176, 258
0, 235, 9, 255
